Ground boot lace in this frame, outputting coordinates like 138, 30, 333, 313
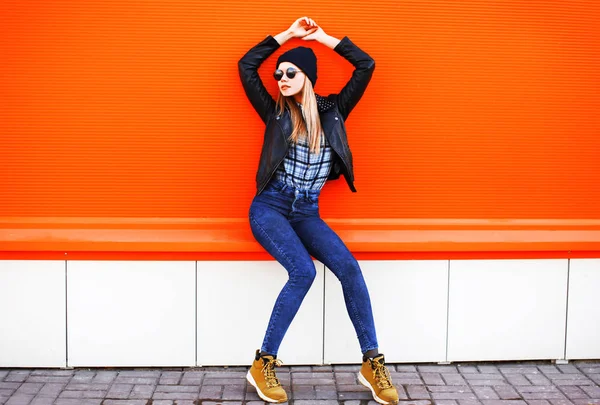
372, 360, 393, 389
262, 358, 283, 388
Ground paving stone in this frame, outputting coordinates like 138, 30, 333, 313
443, 374, 468, 385
457, 400, 482, 405
150, 401, 174, 405
337, 391, 373, 400
470, 380, 509, 386
14, 383, 43, 396
64, 383, 110, 391
557, 365, 580, 374
557, 385, 589, 399
4, 394, 35, 405
29, 397, 55, 405
36, 383, 65, 397
128, 384, 155, 399
516, 386, 563, 393
580, 385, 600, 397
30, 370, 73, 377
422, 373, 446, 385
0, 384, 21, 390
152, 392, 199, 400
291, 385, 316, 400
294, 401, 339, 405
92, 371, 118, 384
102, 401, 148, 405
434, 401, 458, 405
197, 384, 222, 399
431, 392, 478, 400
222, 384, 245, 400
548, 400, 575, 405
407, 385, 431, 399
155, 385, 197, 393
117, 371, 160, 378
315, 386, 338, 399
571, 400, 600, 405
504, 375, 531, 386
24, 377, 71, 384
521, 392, 567, 400
293, 378, 336, 385
5, 372, 30, 383
477, 366, 501, 374
428, 386, 473, 393
106, 383, 133, 399
553, 379, 595, 386
202, 402, 242, 405
458, 366, 480, 374
335, 372, 357, 385
526, 401, 552, 405
538, 366, 562, 375
525, 374, 552, 385
244, 389, 261, 401
492, 386, 521, 400
418, 366, 459, 374
499, 367, 540, 374
54, 399, 103, 405
481, 401, 527, 405
472, 387, 500, 400
397, 378, 425, 385
465, 374, 508, 381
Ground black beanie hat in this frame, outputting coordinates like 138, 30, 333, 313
277, 46, 318, 87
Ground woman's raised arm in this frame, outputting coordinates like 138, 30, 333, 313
238, 18, 319, 123
303, 25, 375, 121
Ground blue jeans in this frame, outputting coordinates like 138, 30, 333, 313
249, 178, 378, 356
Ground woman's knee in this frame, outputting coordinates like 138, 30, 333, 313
290, 264, 317, 290
331, 255, 363, 282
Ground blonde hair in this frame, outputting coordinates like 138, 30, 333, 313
276, 76, 324, 155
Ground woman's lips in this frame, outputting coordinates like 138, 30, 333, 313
281, 85, 290, 90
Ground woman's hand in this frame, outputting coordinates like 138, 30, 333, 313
274, 17, 339, 48
287, 16, 319, 38
301, 25, 326, 42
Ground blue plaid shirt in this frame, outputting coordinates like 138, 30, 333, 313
274, 131, 334, 191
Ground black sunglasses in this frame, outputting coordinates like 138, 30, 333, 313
273, 67, 303, 81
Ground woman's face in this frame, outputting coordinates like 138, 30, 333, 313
276, 62, 306, 98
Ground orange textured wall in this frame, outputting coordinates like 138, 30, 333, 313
2, 0, 599, 221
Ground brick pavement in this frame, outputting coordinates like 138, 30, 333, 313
1, 360, 599, 405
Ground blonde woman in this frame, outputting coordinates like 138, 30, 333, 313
238, 17, 399, 404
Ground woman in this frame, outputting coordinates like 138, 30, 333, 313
238, 17, 399, 405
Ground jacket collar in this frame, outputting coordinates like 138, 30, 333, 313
292, 94, 336, 114
315, 94, 336, 113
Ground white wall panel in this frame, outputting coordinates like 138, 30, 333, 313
67, 261, 195, 367
324, 260, 449, 364
197, 261, 324, 366
448, 259, 568, 361
566, 259, 600, 359
0, 260, 66, 367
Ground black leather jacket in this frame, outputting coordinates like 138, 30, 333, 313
238, 35, 375, 195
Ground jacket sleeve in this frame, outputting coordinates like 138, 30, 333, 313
333, 36, 376, 121
238, 35, 281, 124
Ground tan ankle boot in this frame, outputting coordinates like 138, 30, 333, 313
358, 354, 399, 404
246, 349, 288, 403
